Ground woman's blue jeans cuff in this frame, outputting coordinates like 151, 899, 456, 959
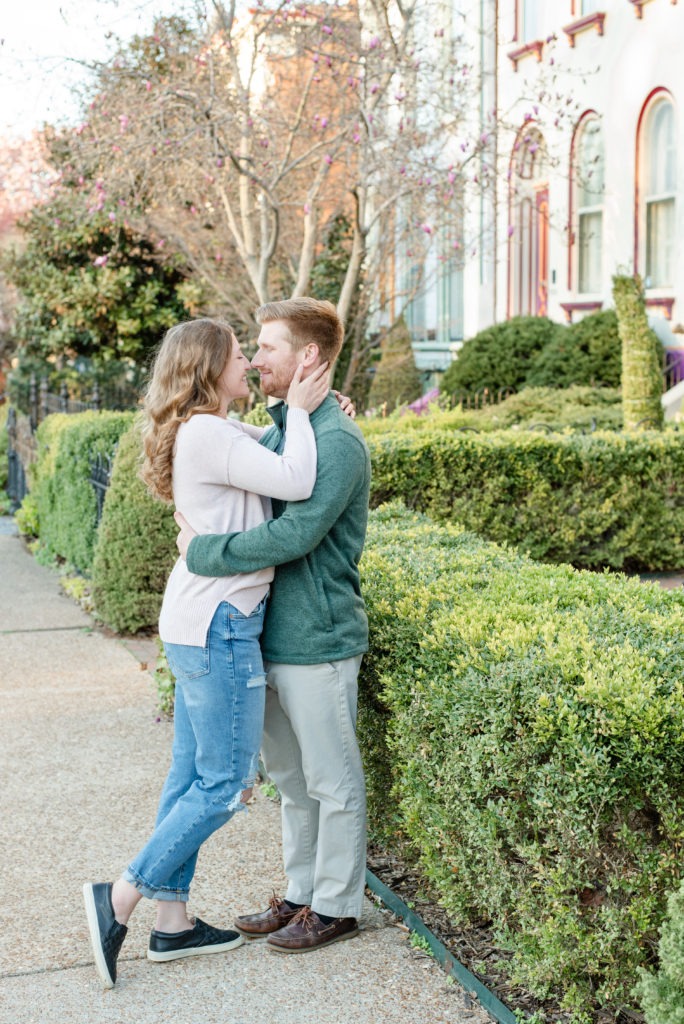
122, 868, 189, 902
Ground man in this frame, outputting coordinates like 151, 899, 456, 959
175, 297, 371, 953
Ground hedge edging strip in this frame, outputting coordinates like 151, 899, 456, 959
365, 868, 517, 1024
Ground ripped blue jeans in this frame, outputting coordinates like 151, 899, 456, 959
123, 599, 267, 901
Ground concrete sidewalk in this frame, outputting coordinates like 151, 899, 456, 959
0, 525, 482, 1024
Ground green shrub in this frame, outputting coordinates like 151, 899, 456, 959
366, 427, 684, 571
614, 274, 664, 430
526, 310, 622, 389
0, 403, 8, 493
635, 879, 684, 1022
91, 422, 177, 632
367, 317, 423, 411
241, 403, 272, 427
441, 315, 562, 396
19, 411, 133, 571
361, 385, 623, 436
358, 503, 684, 1020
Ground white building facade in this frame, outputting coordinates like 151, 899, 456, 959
410, 0, 684, 384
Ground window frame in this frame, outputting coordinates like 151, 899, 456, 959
636, 90, 677, 290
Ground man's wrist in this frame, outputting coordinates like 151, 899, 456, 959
186, 534, 199, 570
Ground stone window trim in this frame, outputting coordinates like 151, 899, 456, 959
507, 39, 544, 71
560, 301, 603, 323
564, 12, 606, 46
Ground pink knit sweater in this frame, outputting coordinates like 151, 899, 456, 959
158, 409, 316, 646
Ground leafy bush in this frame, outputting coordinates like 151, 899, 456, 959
0, 403, 8, 492
367, 427, 684, 571
358, 503, 684, 1020
441, 315, 562, 396
91, 422, 177, 632
18, 411, 133, 571
635, 879, 684, 1022
367, 317, 423, 411
362, 385, 623, 436
526, 310, 622, 388
614, 274, 664, 430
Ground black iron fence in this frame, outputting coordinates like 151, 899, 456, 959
6, 375, 123, 515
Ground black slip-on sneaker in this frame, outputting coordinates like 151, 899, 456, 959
148, 918, 244, 962
83, 882, 128, 988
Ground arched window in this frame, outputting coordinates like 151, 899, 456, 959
574, 117, 604, 294
640, 95, 676, 288
509, 128, 549, 317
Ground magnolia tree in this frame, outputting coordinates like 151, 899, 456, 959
55, 0, 487, 395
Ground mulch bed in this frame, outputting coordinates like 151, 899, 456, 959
366, 842, 642, 1024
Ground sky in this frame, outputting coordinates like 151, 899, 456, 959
0, 0, 186, 138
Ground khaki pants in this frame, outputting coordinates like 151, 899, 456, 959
261, 656, 366, 919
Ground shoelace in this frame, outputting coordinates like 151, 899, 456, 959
268, 891, 284, 913
290, 906, 317, 931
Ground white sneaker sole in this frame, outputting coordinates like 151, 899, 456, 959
82, 883, 115, 989
148, 934, 244, 962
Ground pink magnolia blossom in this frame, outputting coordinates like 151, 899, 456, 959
324, 154, 333, 165
368, 35, 380, 49
507, 225, 515, 237
108, 212, 116, 222
93, 255, 109, 267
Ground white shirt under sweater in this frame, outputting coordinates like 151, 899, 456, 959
158, 408, 316, 647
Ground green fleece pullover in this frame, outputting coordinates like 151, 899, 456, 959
186, 393, 371, 664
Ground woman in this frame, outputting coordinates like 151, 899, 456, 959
83, 317, 331, 989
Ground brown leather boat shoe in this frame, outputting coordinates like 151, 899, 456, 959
266, 907, 359, 953
234, 893, 302, 938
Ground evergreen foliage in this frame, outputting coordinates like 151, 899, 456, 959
612, 274, 664, 430
367, 427, 684, 571
2, 195, 192, 367
441, 315, 561, 396
310, 215, 371, 409
367, 317, 422, 411
359, 502, 684, 1020
526, 309, 622, 388
17, 411, 133, 572
636, 880, 684, 1022
0, 404, 8, 492
362, 385, 623, 435
91, 422, 177, 633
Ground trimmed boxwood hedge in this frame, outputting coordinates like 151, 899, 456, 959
91, 421, 177, 633
367, 427, 684, 572
358, 502, 684, 1020
19, 410, 134, 572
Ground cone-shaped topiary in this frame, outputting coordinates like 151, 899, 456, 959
612, 273, 664, 430
368, 317, 423, 412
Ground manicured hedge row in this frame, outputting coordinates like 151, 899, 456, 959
366, 428, 684, 572
358, 502, 684, 1020
91, 421, 177, 633
361, 385, 623, 435
19, 410, 134, 572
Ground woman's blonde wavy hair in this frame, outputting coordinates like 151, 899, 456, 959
140, 318, 236, 503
